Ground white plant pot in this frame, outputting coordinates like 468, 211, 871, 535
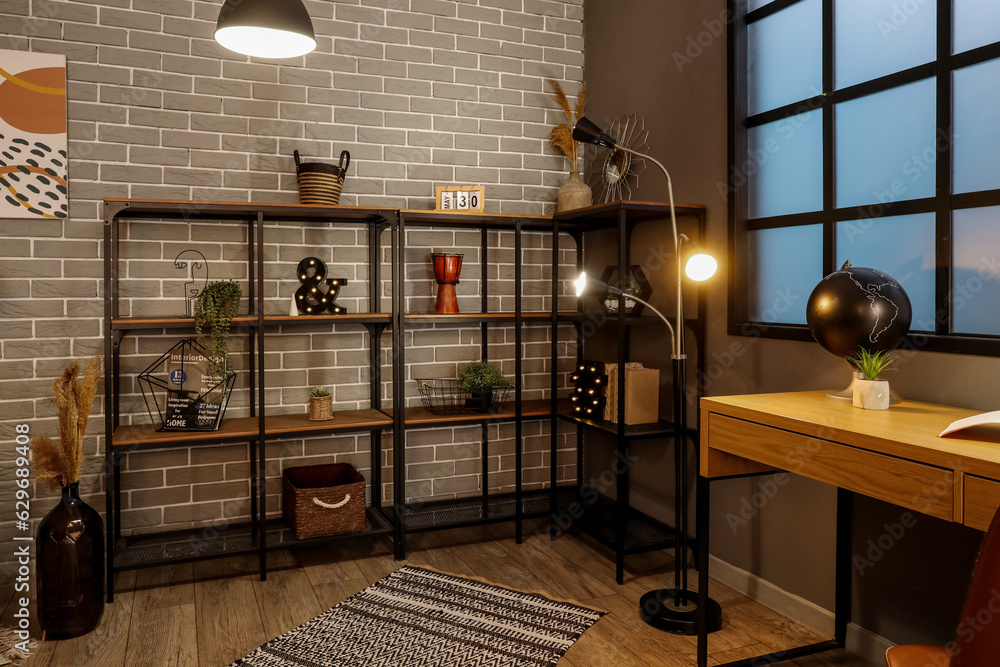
853, 379, 890, 410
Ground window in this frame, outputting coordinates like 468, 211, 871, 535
728, 0, 1000, 354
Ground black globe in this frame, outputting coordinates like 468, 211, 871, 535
806, 263, 912, 358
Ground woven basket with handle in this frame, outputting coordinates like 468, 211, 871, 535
282, 463, 366, 539
294, 149, 350, 206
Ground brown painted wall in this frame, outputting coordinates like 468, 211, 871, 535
584, 0, 1000, 647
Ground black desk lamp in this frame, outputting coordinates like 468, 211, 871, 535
573, 116, 723, 635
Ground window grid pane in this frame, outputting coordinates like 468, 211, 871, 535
834, 78, 937, 208
953, 207, 1000, 335
834, 0, 936, 90
953, 58, 1000, 194
749, 224, 823, 324
954, 0, 1000, 54
748, 110, 824, 219
747, 0, 822, 115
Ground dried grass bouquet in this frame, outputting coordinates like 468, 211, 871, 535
547, 79, 586, 176
30, 356, 103, 489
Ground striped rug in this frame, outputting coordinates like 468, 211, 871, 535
230, 565, 604, 666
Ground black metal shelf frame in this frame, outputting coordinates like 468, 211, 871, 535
549, 202, 709, 584
103, 201, 397, 602
102, 199, 705, 604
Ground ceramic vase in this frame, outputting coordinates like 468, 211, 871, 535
853, 379, 890, 410
37, 482, 105, 639
557, 171, 592, 212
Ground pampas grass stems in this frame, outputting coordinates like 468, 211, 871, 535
548, 79, 586, 174
31, 356, 102, 490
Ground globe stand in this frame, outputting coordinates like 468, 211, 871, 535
826, 369, 862, 402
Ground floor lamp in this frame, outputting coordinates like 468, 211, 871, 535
573, 117, 723, 635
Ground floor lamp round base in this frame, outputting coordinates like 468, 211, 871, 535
639, 589, 722, 636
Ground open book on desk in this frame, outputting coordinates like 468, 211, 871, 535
939, 411, 1000, 438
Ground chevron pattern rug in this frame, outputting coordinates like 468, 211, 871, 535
229, 565, 604, 667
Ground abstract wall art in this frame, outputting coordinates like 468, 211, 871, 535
0, 49, 68, 220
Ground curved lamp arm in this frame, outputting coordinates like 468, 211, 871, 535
574, 272, 677, 355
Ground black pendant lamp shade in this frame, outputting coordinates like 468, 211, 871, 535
215, 0, 317, 59
572, 116, 618, 149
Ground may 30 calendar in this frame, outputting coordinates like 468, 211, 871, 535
435, 185, 485, 212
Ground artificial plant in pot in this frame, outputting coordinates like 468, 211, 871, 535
309, 385, 333, 421
459, 361, 514, 413
30, 356, 105, 638
194, 279, 241, 379
849, 348, 896, 410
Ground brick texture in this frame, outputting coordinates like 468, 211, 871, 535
0, 0, 585, 569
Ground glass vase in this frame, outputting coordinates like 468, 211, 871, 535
37, 481, 105, 639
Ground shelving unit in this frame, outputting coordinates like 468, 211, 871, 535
103, 199, 401, 602
550, 200, 708, 584
391, 209, 573, 557
102, 198, 705, 601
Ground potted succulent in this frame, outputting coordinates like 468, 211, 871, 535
848, 348, 896, 410
193, 279, 241, 379
309, 385, 333, 421
459, 361, 514, 413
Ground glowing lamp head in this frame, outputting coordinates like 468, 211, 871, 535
684, 252, 718, 282
574, 272, 589, 297
215, 0, 317, 59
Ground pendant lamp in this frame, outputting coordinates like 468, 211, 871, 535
215, 0, 317, 59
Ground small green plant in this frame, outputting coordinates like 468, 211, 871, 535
459, 361, 513, 393
194, 280, 241, 378
848, 348, 896, 381
311, 385, 330, 398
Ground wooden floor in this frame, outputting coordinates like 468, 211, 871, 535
10, 520, 872, 667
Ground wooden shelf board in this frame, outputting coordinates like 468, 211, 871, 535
104, 198, 393, 222
111, 313, 391, 330
557, 412, 678, 439
263, 410, 392, 437
388, 398, 554, 427
403, 312, 573, 324
399, 208, 552, 230
112, 408, 392, 448
554, 200, 706, 226
263, 313, 391, 326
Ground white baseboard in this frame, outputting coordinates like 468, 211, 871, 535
708, 556, 892, 665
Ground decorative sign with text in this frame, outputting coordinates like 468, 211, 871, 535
137, 338, 236, 432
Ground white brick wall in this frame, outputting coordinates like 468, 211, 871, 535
0, 0, 586, 565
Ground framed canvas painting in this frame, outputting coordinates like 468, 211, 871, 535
0, 49, 68, 219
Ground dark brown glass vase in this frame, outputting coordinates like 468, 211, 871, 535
37, 482, 105, 639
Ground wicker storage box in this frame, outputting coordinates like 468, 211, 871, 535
282, 463, 366, 539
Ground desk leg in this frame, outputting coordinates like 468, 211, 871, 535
835, 487, 853, 644
697, 474, 710, 667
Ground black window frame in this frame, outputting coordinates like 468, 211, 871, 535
727, 0, 1000, 356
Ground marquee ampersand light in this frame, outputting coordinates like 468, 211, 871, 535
294, 257, 348, 315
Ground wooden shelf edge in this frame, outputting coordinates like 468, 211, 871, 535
111, 313, 390, 329
112, 408, 393, 448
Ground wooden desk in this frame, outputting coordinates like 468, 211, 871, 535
695, 391, 1000, 667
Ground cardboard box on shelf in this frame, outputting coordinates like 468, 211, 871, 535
603, 362, 660, 425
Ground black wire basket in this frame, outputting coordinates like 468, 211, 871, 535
415, 378, 512, 415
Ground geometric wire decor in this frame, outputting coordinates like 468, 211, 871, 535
587, 113, 649, 204
137, 338, 236, 432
